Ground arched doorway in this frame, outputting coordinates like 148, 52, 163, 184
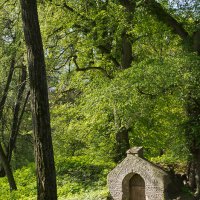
129, 174, 146, 200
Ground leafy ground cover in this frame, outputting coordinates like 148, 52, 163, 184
0, 156, 114, 200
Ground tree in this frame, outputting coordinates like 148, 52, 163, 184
0, 56, 17, 190
143, 0, 200, 195
0, 2, 29, 187
7, 65, 28, 163
20, 0, 57, 199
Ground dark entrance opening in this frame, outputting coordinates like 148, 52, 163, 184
129, 174, 146, 200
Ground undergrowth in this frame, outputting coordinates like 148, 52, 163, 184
0, 156, 114, 200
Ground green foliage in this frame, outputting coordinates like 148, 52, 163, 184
65, 189, 109, 200
0, 156, 114, 199
0, 164, 36, 200
56, 155, 112, 198
39, 0, 195, 165
51, 51, 190, 159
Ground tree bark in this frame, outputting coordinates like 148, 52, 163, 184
185, 97, 200, 196
113, 106, 130, 162
119, 0, 136, 69
111, 0, 135, 163
143, 0, 200, 54
143, 0, 189, 40
115, 127, 130, 162
0, 57, 15, 120
7, 65, 27, 163
0, 56, 17, 188
0, 144, 17, 190
194, 149, 200, 197
20, 0, 57, 199
187, 161, 196, 190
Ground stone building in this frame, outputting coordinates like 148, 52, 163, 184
107, 147, 172, 200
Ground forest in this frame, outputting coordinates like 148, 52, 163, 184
0, 0, 199, 199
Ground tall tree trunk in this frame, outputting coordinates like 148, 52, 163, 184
0, 144, 17, 190
119, 0, 135, 69
7, 65, 27, 163
0, 57, 15, 120
20, 0, 57, 199
187, 146, 200, 197
111, 0, 135, 163
188, 161, 196, 190
0, 56, 17, 188
113, 107, 130, 162
194, 149, 200, 197
185, 97, 200, 196
115, 127, 130, 162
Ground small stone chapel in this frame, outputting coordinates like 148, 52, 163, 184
107, 147, 172, 200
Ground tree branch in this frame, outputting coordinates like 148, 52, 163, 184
73, 56, 112, 79
136, 86, 157, 98
97, 45, 121, 69
55, 3, 122, 68
0, 56, 15, 121
56, 2, 94, 24
143, 0, 190, 40
7, 66, 27, 162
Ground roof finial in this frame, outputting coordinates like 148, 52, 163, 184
126, 147, 144, 158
